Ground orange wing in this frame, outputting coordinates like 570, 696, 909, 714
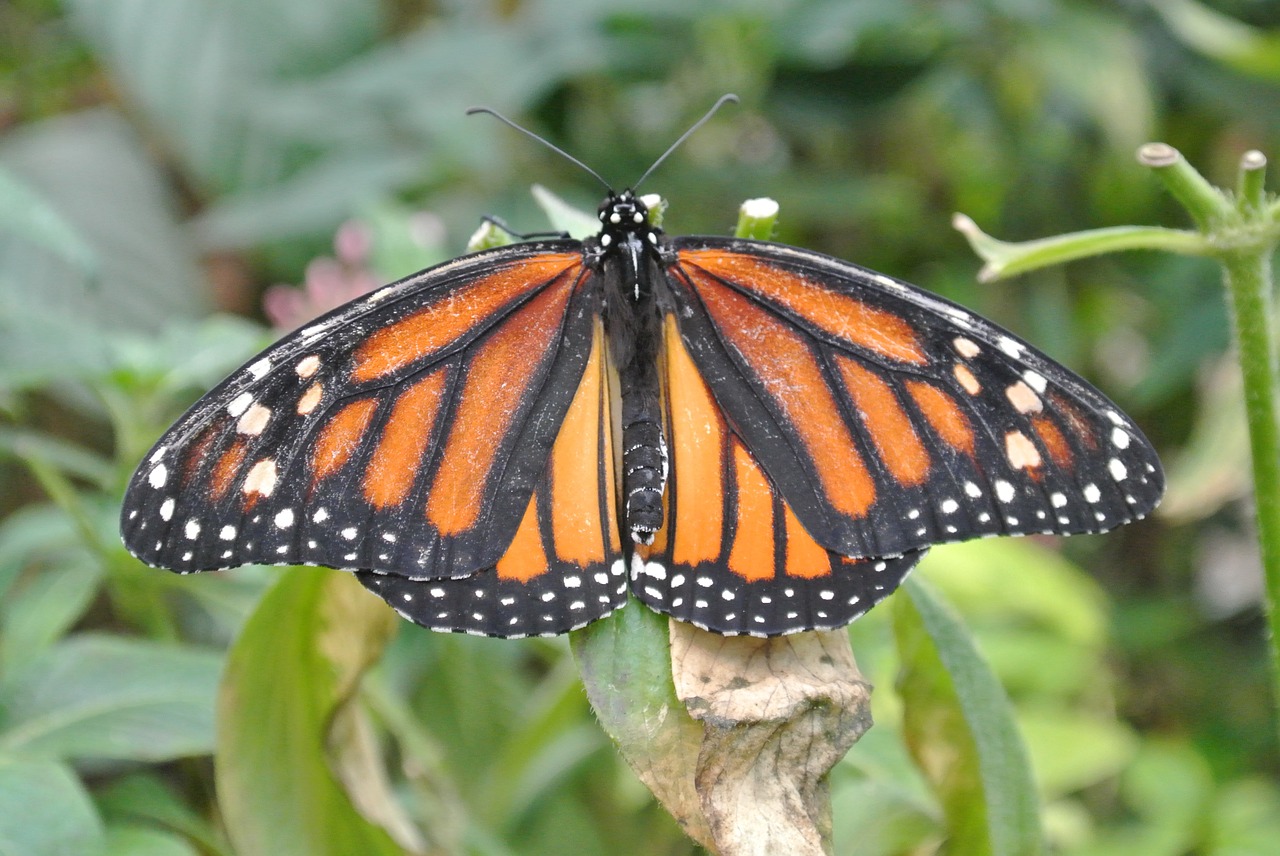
630, 317, 923, 636
121, 243, 600, 583
664, 238, 1163, 560
358, 321, 626, 636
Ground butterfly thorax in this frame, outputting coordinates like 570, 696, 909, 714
593, 190, 669, 545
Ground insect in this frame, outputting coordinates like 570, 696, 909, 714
121, 96, 1163, 638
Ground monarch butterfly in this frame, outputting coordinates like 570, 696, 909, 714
120, 96, 1163, 638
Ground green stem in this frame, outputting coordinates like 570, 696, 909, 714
1220, 247, 1280, 697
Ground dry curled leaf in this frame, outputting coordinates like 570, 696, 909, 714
670, 623, 873, 856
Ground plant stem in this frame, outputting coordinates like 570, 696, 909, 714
1220, 246, 1280, 694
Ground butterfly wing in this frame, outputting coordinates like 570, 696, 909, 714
628, 315, 925, 636
357, 320, 627, 637
121, 242, 600, 583
664, 237, 1163, 560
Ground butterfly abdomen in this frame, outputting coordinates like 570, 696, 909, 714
603, 235, 668, 545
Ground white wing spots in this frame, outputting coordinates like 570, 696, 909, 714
248, 358, 271, 379
594, 572, 609, 585
274, 508, 295, 529
313, 508, 330, 523
697, 576, 714, 588
227, 392, 254, 418
149, 445, 168, 463
954, 364, 982, 395
873, 561, 887, 572
295, 354, 322, 378
297, 382, 324, 416
1109, 458, 1128, 481
1083, 483, 1102, 503
402, 592, 414, 602
237, 403, 272, 436
643, 586, 663, 600
819, 590, 835, 601
978, 511, 992, 523
721, 590, 736, 601
964, 481, 983, 498
276, 545, 290, 555
540, 591, 556, 602
1111, 427, 1131, 450
159, 498, 175, 521
641, 561, 667, 580
242, 459, 278, 497
611, 558, 626, 577
381, 532, 397, 543
1005, 381, 1043, 414
148, 464, 168, 489
220, 525, 237, 541
1022, 370, 1048, 393
998, 336, 1025, 359
341, 527, 358, 540
184, 519, 201, 539
1106, 409, 1125, 426
300, 319, 335, 342
1005, 430, 1043, 470
907, 508, 921, 520
564, 575, 582, 588
995, 479, 1016, 503
953, 337, 981, 358
1051, 492, 1068, 508
940, 498, 959, 514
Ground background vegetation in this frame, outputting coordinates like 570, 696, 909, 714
2, 0, 1279, 853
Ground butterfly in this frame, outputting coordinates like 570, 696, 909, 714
120, 96, 1163, 638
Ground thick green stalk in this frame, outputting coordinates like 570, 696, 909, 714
1220, 247, 1280, 693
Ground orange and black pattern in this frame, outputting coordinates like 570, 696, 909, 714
122, 190, 1162, 638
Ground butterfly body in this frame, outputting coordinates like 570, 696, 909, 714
122, 188, 1162, 638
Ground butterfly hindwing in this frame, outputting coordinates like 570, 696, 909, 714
665, 237, 1163, 560
121, 241, 599, 583
629, 316, 925, 636
358, 321, 627, 636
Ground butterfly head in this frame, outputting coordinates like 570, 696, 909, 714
596, 190, 662, 252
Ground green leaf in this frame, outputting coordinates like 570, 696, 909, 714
830, 776, 941, 856
0, 166, 96, 277
1152, 0, 1280, 81
216, 568, 405, 856
0, 109, 209, 333
0, 551, 103, 674
98, 774, 233, 856
1018, 709, 1138, 798
570, 600, 707, 845
0, 635, 221, 762
893, 577, 1043, 856
0, 758, 104, 856
103, 826, 198, 856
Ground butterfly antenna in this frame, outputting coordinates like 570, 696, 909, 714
632, 93, 739, 191
466, 106, 612, 192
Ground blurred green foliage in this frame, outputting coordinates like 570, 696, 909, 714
2, 0, 1280, 853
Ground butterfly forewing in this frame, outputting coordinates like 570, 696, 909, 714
120, 242, 598, 582
629, 316, 925, 636
665, 237, 1163, 560
358, 320, 628, 637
